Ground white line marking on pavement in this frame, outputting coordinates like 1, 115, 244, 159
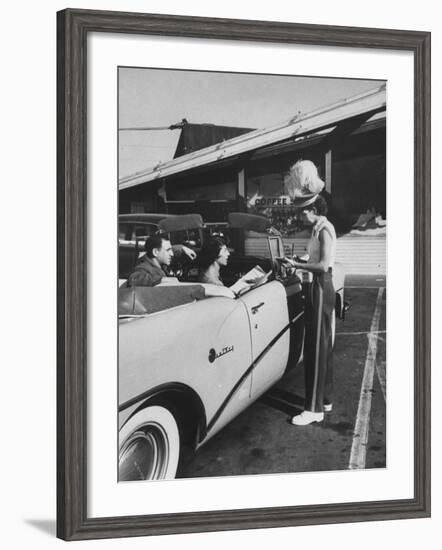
349, 287, 384, 470
376, 360, 386, 401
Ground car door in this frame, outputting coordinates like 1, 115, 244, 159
119, 294, 254, 440
238, 280, 290, 398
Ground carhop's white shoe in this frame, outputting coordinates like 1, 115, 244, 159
291, 411, 324, 425
323, 403, 333, 412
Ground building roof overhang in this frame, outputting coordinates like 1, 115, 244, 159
119, 84, 386, 191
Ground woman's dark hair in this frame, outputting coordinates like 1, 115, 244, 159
306, 194, 328, 216
198, 236, 226, 269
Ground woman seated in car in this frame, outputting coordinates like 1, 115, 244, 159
198, 236, 231, 286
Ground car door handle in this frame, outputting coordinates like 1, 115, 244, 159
251, 302, 265, 314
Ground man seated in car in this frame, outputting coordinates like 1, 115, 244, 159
126, 235, 194, 287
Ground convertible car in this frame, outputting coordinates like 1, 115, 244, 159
118, 213, 345, 481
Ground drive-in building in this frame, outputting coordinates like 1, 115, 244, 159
119, 85, 387, 274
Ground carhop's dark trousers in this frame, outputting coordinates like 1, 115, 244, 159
302, 270, 335, 413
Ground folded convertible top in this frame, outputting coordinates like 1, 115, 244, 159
118, 284, 206, 316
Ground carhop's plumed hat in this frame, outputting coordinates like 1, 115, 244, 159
291, 192, 319, 208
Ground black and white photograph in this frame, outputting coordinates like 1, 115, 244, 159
117, 67, 387, 482
2, 0, 435, 545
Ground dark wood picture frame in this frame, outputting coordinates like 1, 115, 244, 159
57, 8, 431, 541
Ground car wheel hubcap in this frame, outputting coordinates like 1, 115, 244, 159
119, 423, 170, 481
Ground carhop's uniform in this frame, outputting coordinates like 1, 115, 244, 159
302, 216, 337, 413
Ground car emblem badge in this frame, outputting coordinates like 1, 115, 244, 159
208, 346, 234, 363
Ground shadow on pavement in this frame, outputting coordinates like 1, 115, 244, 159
260, 389, 304, 416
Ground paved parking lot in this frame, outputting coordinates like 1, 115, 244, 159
179, 274, 386, 478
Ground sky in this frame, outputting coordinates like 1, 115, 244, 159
118, 67, 384, 178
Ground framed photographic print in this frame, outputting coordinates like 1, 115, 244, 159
57, 8, 431, 541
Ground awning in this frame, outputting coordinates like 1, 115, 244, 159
119, 84, 386, 191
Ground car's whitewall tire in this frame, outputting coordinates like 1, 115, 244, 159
119, 405, 180, 481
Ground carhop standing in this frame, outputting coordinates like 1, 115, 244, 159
283, 160, 337, 426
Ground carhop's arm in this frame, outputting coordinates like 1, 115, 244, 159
285, 230, 333, 274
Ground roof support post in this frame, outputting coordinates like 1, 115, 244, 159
237, 167, 246, 198
236, 167, 247, 212
325, 149, 332, 194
